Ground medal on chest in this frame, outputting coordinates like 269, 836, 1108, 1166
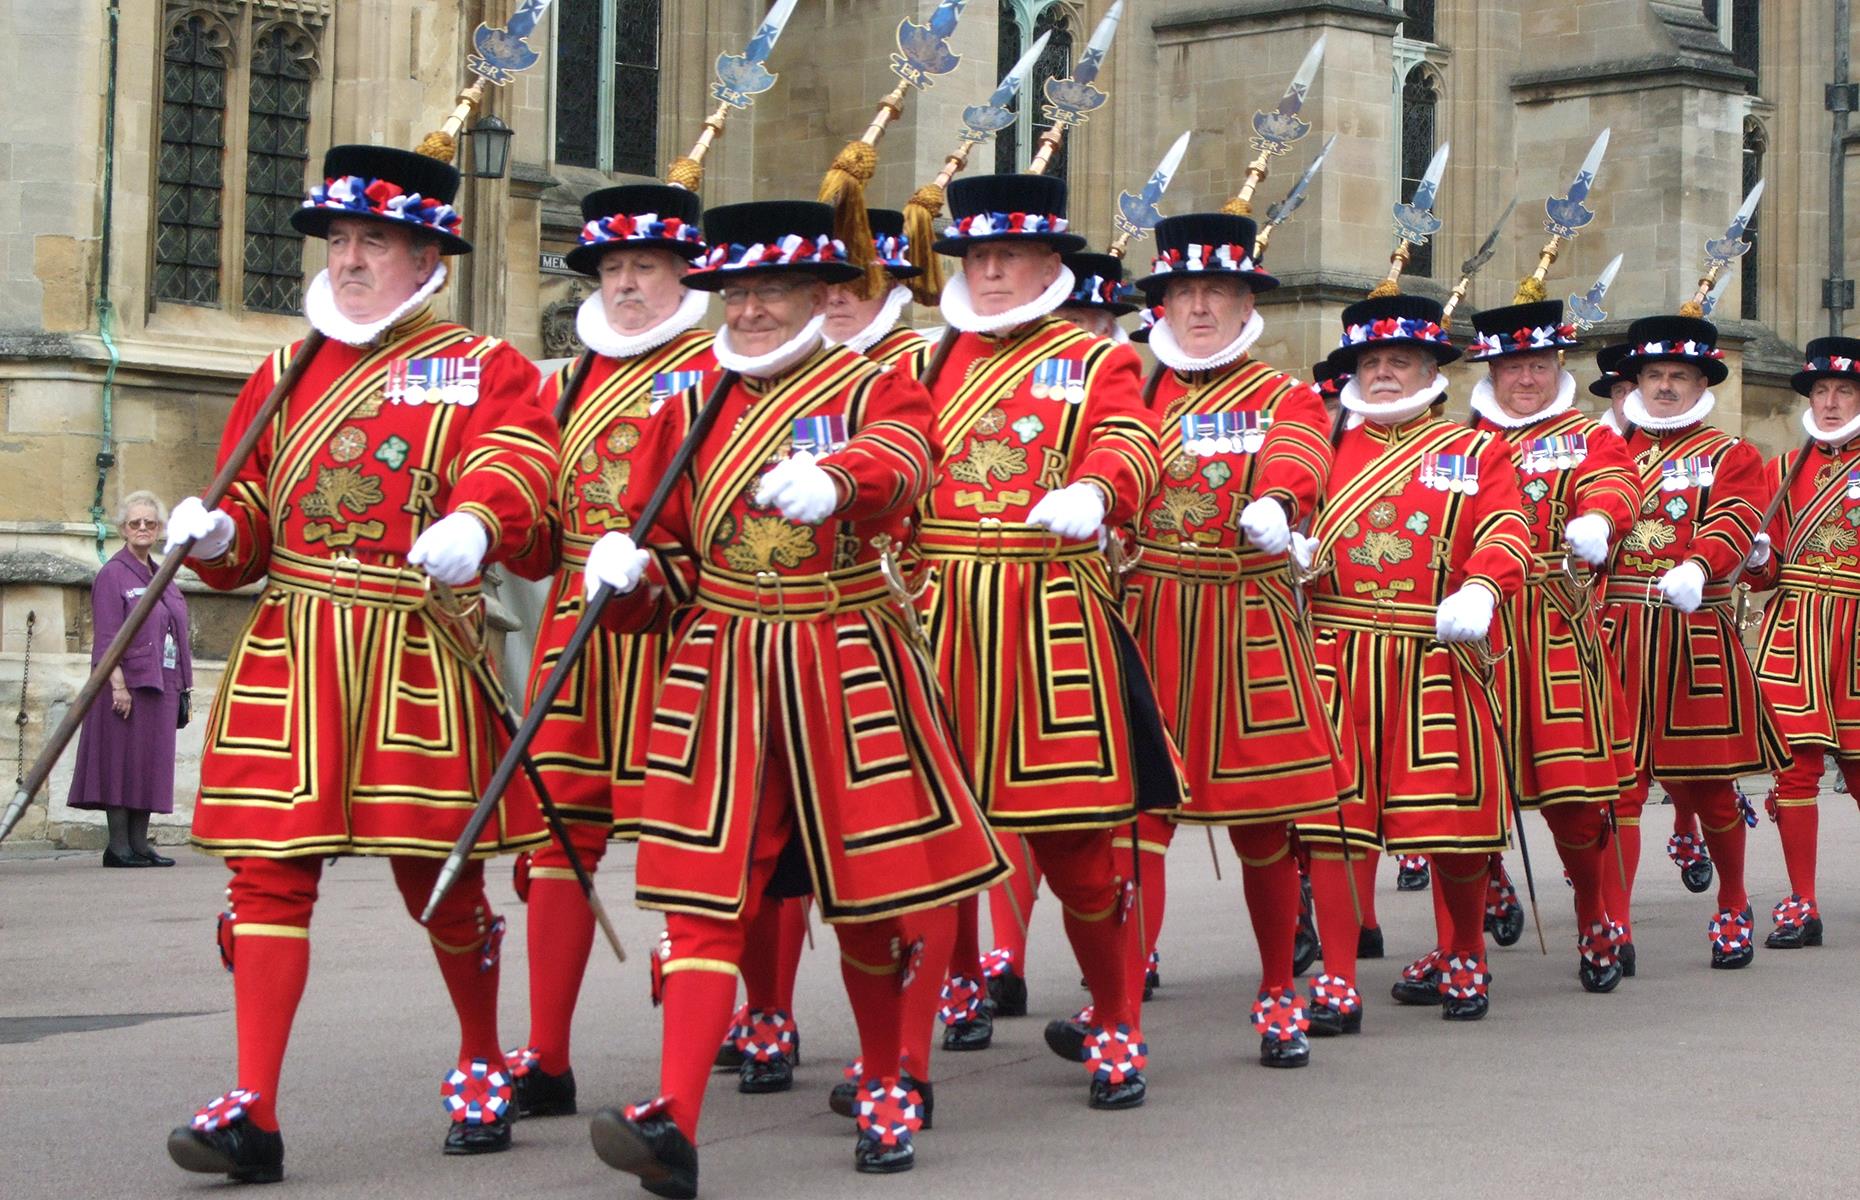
1520, 433, 1587, 475
1417, 452, 1479, 495
791, 414, 849, 457
1660, 454, 1715, 491
386, 357, 481, 407
1030, 358, 1086, 405
651, 370, 705, 416
1179, 411, 1269, 457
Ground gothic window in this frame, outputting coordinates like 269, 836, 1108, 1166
555, 0, 662, 176
994, 1, 1074, 188
243, 23, 316, 314
1398, 65, 1440, 279
1703, 1, 1759, 92
156, 14, 230, 306
1741, 118, 1765, 321
1398, 0, 1437, 44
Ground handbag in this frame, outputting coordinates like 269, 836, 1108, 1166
177, 689, 192, 730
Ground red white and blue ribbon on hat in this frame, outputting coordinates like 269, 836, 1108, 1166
792, 413, 849, 456
1520, 433, 1589, 474
942, 211, 1070, 240
874, 232, 913, 272
303, 175, 462, 236
695, 234, 849, 274
1148, 242, 1262, 276
440, 1058, 512, 1125
1340, 315, 1452, 351
1069, 271, 1136, 307
1469, 320, 1580, 360
579, 211, 704, 250
1803, 352, 1859, 374
1631, 338, 1725, 362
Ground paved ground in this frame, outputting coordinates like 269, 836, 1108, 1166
4, 783, 1857, 1200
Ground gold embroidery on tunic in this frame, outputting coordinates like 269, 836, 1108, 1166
948, 438, 1028, 485
718, 514, 818, 572
1623, 518, 1677, 555
1347, 529, 1415, 570
299, 465, 387, 547
1151, 486, 1221, 535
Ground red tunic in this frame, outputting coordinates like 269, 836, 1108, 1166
1125, 358, 1351, 824
1599, 422, 1789, 778
867, 325, 931, 374
1294, 413, 1534, 855
916, 317, 1185, 832
1472, 408, 1640, 805
187, 309, 560, 858
1749, 439, 1860, 755
508, 331, 716, 841
608, 346, 1009, 922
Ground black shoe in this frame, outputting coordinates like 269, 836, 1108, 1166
1486, 902, 1524, 948
1260, 1031, 1310, 1068
1306, 1005, 1362, 1037
832, 1076, 934, 1130
1579, 957, 1624, 994
713, 1042, 744, 1070
1396, 861, 1430, 891
1441, 993, 1489, 1021
1767, 916, 1824, 949
1044, 1017, 1090, 1063
942, 1004, 994, 1052
738, 1054, 793, 1094
1681, 859, 1714, 894
1391, 961, 1443, 1005
167, 1123, 284, 1184
590, 1107, 698, 1200
443, 1114, 511, 1155
854, 1130, 915, 1175
1619, 941, 1636, 978
135, 848, 176, 867
1357, 925, 1385, 959
987, 969, 1028, 1017
102, 848, 148, 868
1088, 1070, 1146, 1110
513, 1065, 577, 1117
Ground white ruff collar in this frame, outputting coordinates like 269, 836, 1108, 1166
1624, 387, 1716, 433
1598, 409, 1625, 435
1469, 370, 1576, 430
713, 313, 827, 378
1150, 310, 1265, 374
940, 266, 1076, 334
1802, 404, 1860, 447
577, 287, 710, 359
304, 264, 448, 347
1340, 373, 1451, 429
827, 284, 912, 356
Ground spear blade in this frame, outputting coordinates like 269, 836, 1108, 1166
1264, 132, 1337, 227
1411, 142, 1450, 213
986, 28, 1050, 109
1278, 34, 1326, 115
1460, 195, 1518, 279
1072, 0, 1124, 87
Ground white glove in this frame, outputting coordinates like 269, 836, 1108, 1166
1239, 496, 1291, 555
1434, 583, 1497, 644
165, 496, 235, 560
1564, 512, 1613, 568
585, 531, 651, 599
754, 450, 841, 525
408, 512, 490, 586
1026, 482, 1107, 542
1290, 532, 1320, 574
1745, 533, 1772, 571
1656, 560, 1707, 614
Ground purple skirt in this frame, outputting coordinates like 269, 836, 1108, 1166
65, 682, 180, 814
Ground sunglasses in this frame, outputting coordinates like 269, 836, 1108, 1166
123, 518, 162, 531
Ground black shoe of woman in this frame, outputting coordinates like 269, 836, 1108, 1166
135, 849, 176, 867
102, 848, 148, 868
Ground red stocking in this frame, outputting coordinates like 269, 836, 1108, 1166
1230, 824, 1299, 991
224, 856, 322, 1131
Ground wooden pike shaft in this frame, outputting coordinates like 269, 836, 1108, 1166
1686, 263, 1726, 312
1527, 233, 1566, 288
1027, 124, 1066, 176
1230, 147, 1274, 212
859, 82, 912, 146
931, 137, 982, 191
438, 79, 490, 142
1378, 239, 1414, 289
1253, 221, 1280, 262
680, 101, 734, 170
1441, 272, 1476, 322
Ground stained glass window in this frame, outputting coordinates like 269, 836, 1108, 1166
995, 3, 1073, 187
557, 0, 661, 175
156, 14, 228, 305
1399, 66, 1439, 279
243, 24, 314, 314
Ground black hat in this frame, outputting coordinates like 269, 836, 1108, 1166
1616, 314, 1727, 386
1131, 302, 1163, 344
1135, 213, 1279, 302
1061, 252, 1140, 316
1466, 299, 1580, 362
1790, 336, 1860, 396
1312, 359, 1348, 400
292, 144, 470, 255
1588, 343, 1630, 399
565, 184, 706, 276
682, 200, 863, 291
933, 174, 1086, 255
1329, 294, 1460, 370
868, 208, 921, 281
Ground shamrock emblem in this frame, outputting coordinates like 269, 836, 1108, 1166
374, 435, 411, 470
1664, 496, 1689, 521
1522, 479, 1550, 503
1201, 461, 1232, 488
1404, 511, 1430, 536
1012, 414, 1045, 444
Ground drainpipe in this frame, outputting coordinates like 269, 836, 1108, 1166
1831, 0, 1852, 338
90, 0, 122, 563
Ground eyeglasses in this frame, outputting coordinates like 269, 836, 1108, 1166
123, 518, 161, 531
719, 282, 803, 306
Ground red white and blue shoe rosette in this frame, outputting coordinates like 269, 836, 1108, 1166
979, 947, 1015, 979
1772, 894, 1817, 932
939, 974, 985, 1026
191, 1088, 261, 1132
1083, 1024, 1147, 1085
440, 1058, 512, 1125
1309, 973, 1361, 1017
854, 1077, 925, 1147
1442, 954, 1490, 1001
503, 1044, 541, 1079
1708, 907, 1754, 954
622, 1094, 673, 1124
1250, 987, 1310, 1041
741, 1009, 797, 1064
1578, 922, 1618, 969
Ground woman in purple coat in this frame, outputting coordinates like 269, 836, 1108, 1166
67, 490, 193, 867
